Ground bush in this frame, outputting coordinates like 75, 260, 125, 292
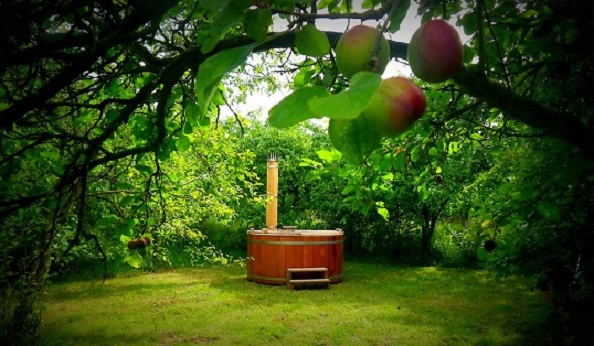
158, 226, 244, 267
198, 218, 247, 257
431, 222, 478, 267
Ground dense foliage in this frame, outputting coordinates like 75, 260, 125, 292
1, 0, 592, 344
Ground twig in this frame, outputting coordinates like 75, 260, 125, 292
222, 91, 244, 135
475, 0, 487, 74
478, 0, 512, 89
283, 6, 390, 29
372, 0, 401, 73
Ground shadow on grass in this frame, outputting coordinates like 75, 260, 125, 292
43, 262, 551, 345
43, 331, 144, 346
209, 263, 550, 345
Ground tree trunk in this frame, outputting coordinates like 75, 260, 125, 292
4, 189, 74, 344
419, 200, 449, 264
4, 245, 51, 345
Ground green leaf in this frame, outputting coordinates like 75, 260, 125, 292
382, 172, 394, 181
119, 195, 135, 207
244, 9, 272, 41
146, 217, 156, 227
520, 184, 538, 199
184, 101, 201, 125
267, 86, 330, 128
308, 72, 382, 119
176, 135, 191, 152
196, 43, 255, 115
116, 224, 133, 238
498, 183, 513, 194
200, 0, 252, 53
480, 219, 491, 228
448, 141, 462, 154
126, 218, 139, 227
200, 0, 224, 11
377, 206, 390, 221
168, 173, 179, 183
108, 109, 122, 122
521, 9, 539, 18
52, 161, 65, 175
392, 152, 406, 170
40, 150, 60, 160
553, 165, 584, 184
295, 24, 331, 57
98, 215, 118, 227
379, 154, 393, 171
316, 149, 342, 163
537, 202, 562, 222
361, 0, 374, 9
211, 87, 225, 106
120, 235, 131, 245
114, 182, 135, 190
199, 115, 211, 127
410, 146, 421, 162
388, 0, 411, 33
341, 184, 355, 195
476, 247, 489, 261
328, 117, 382, 164
463, 45, 475, 64
470, 133, 483, 140
125, 252, 143, 268
421, 11, 433, 24
462, 12, 478, 35
294, 68, 314, 87
167, 4, 184, 17
72, 112, 91, 127
135, 164, 153, 175
106, 80, 121, 97
416, 183, 427, 195
299, 158, 321, 167
318, 0, 338, 10
183, 122, 194, 134
158, 143, 172, 162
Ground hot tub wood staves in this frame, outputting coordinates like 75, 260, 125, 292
246, 229, 344, 285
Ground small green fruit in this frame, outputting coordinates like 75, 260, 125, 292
335, 25, 391, 79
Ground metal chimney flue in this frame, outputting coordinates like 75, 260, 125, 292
266, 153, 278, 231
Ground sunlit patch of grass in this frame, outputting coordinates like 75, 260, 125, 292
41, 262, 550, 345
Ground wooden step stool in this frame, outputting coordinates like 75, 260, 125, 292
286, 267, 330, 290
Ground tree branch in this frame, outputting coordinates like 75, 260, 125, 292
0, 0, 179, 130
277, 6, 390, 25
453, 66, 593, 157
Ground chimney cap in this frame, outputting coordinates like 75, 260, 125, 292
267, 153, 278, 161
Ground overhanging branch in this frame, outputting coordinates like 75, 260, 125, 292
453, 66, 593, 157
0, 0, 179, 130
275, 6, 389, 24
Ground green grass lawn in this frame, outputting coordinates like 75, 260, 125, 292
41, 262, 550, 345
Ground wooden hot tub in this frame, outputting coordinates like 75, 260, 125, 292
246, 229, 344, 284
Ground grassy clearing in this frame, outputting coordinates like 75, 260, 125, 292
41, 262, 549, 345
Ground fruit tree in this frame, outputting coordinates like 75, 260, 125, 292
0, 0, 592, 343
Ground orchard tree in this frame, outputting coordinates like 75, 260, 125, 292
301, 83, 494, 262
232, 119, 333, 228
0, 0, 592, 343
